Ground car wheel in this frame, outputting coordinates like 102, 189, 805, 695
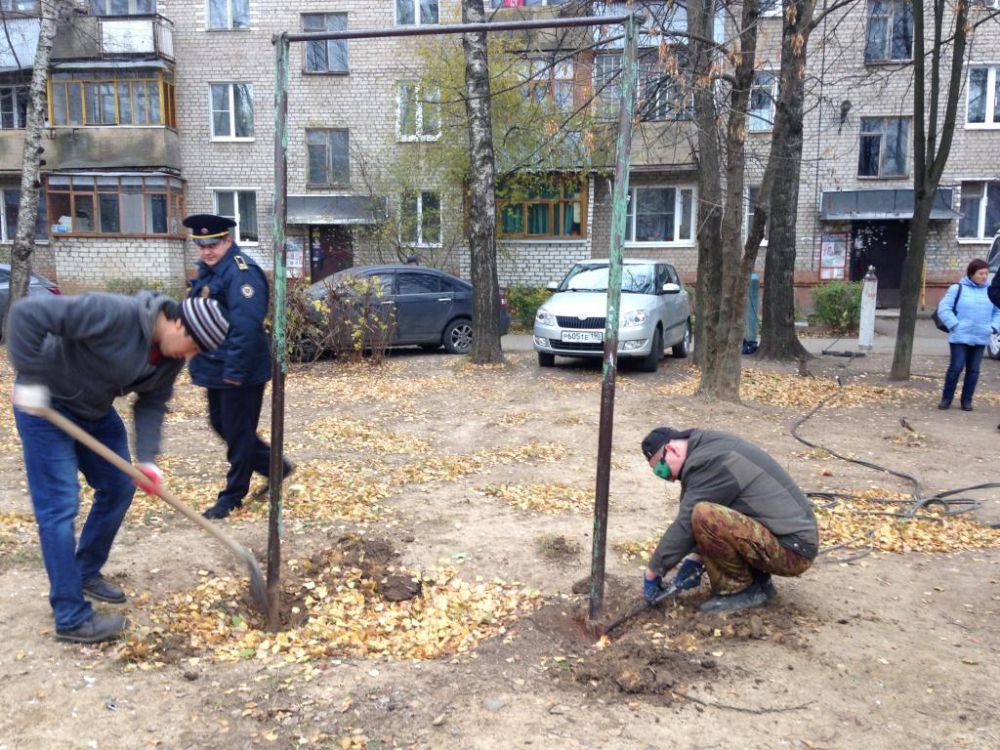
640, 328, 662, 373
443, 318, 473, 354
988, 330, 1000, 360
671, 320, 692, 358
538, 351, 555, 368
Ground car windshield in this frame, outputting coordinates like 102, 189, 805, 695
559, 264, 657, 294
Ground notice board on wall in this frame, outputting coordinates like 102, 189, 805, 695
820, 233, 849, 280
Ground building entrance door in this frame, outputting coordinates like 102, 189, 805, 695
309, 226, 354, 283
850, 220, 909, 308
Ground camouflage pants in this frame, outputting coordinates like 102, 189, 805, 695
691, 502, 812, 595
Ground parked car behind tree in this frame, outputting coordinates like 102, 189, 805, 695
0, 264, 60, 338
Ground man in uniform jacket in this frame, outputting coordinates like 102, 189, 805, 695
640, 427, 819, 613
184, 213, 292, 520
9, 291, 228, 643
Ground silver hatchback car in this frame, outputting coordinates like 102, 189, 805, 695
533, 259, 692, 372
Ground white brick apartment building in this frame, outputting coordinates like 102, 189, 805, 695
0, 0, 997, 309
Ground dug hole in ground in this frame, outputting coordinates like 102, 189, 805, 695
0, 338, 997, 749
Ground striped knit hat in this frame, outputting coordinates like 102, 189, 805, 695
180, 297, 229, 352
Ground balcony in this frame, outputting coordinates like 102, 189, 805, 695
51, 14, 174, 62
0, 126, 180, 172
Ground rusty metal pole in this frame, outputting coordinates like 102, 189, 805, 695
588, 13, 640, 626
267, 31, 290, 632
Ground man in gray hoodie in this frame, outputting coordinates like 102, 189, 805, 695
640, 427, 818, 614
8, 291, 228, 643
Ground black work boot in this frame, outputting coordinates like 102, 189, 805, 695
203, 501, 240, 520
56, 612, 127, 644
751, 569, 777, 601
83, 574, 126, 604
251, 461, 296, 501
699, 579, 769, 614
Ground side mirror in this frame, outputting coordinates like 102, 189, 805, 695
546, 281, 559, 291
662, 282, 681, 294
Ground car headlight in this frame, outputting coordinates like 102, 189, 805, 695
535, 309, 556, 327
621, 310, 648, 328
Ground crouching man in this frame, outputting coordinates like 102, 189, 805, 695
8, 291, 228, 643
641, 426, 818, 614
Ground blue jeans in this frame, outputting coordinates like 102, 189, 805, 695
14, 403, 135, 630
942, 343, 985, 407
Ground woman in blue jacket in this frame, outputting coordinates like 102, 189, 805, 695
936, 258, 1000, 410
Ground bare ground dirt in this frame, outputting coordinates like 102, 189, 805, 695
0, 344, 998, 749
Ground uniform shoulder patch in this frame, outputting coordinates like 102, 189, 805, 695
234, 255, 249, 271
241, 284, 255, 299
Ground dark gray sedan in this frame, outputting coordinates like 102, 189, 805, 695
0, 263, 61, 335
308, 264, 509, 354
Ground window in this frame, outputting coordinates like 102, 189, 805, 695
625, 186, 696, 244
397, 271, 441, 294
397, 82, 440, 141
524, 59, 575, 112
1, 0, 40, 13
89, 0, 155, 15
210, 83, 253, 139
745, 185, 768, 243
498, 176, 586, 239
306, 129, 349, 186
760, 0, 784, 16
865, 0, 912, 63
399, 191, 441, 246
208, 0, 248, 29
967, 66, 1000, 127
49, 71, 175, 127
0, 86, 29, 129
748, 72, 777, 132
958, 182, 1000, 239
0, 189, 48, 241
47, 174, 184, 236
594, 52, 693, 121
303, 13, 348, 73
396, 0, 437, 25
214, 190, 258, 243
858, 117, 909, 177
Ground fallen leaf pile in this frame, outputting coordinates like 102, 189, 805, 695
120, 562, 540, 666
478, 483, 592, 513
655, 368, 921, 408
0, 511, 35, 557
815, 488, 1000, 554
305, 415, 431, 455
614, 537, 659, 563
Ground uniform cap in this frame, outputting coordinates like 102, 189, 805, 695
183, 213, 237, 246
641, 427, 694, 460
180, 297, 229, 352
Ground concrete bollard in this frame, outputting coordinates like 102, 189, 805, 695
858, 265, 877, 351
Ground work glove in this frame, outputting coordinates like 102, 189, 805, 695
672, 556, 705, 591
135, 463, 163, 495
11, 383, 50, 412
643, 575, 666, 604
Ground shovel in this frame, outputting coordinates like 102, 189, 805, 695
36, 406, 268, 614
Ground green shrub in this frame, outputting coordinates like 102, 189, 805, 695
812, 281, 862, 334
506, 285, 553, 331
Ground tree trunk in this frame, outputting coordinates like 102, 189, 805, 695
756, 0, 814, 361
890, 0, 968, 380
461, 0, 503, 364
4, 1, 61, 338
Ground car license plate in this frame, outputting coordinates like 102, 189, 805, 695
562, 331, 602, 343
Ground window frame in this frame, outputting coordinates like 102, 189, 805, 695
48, 71, 175, 128
306, 128, 350, 187
207, 0, 249, 30
0, 85, 29, 129
497, 176, 588, 241
46, 173, 184, 238
396, 82, 440, 142
864, 0, 913, 64
0, 188, 48, 242
965, 65, 1000, 129
744, 185, 769, 244
857, 116, 910, 179
209, 82, 254, 141
524, 58, 575, 112
0, 0, 40, 14
748, 71, 778, 132
957, 181, 1000, 241
399, 190, 442, 247
302, 13, 349, 74
624, 184, 697, 246
594, 51, 693, 122
89, 0, 156, 16
212, 188, 259, 245
395, 0, 438, 26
